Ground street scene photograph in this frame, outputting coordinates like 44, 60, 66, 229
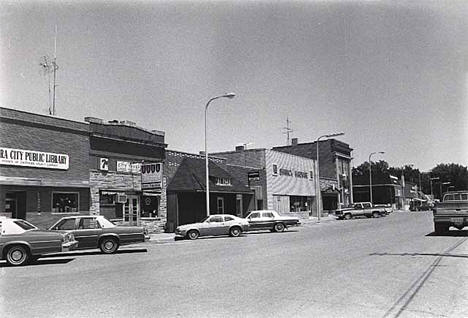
0, 1, 467, 317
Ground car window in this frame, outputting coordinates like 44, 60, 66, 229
461, 194, 468, 200
263, 212, 274, 218
249, 212, 260, 219
224, 216, 235, 222
78, 218, 99, 229
444, 194, 454, 201
363, 203, 371, 208
14, 220, 37, 230
353, 204, 362, 209
209, 216, 224, 223
55, 218, 76, 230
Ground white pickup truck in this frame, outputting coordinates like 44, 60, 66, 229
433, 191, 468, 233
335, 202, 388, 220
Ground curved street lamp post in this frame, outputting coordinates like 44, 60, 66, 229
316, 132, 344, 223
205, 93, 236, 217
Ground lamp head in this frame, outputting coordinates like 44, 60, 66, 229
325, 132, 344, 138
224, 92, 236, 99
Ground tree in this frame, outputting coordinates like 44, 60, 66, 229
429, 163, 468, 199
352, 160, 389, 177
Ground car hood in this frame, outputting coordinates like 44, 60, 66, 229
177, 223, 203, 230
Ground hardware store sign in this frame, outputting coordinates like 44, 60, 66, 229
0, 147, 69, 170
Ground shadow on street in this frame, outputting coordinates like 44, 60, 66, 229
44, 248, 148, 258
369, 252, 468, 259
0, 257, 75, 268
426, 230, 468, 237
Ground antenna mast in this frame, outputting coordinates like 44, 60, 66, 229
282, 117, 293, 145
52, 24, 58, 116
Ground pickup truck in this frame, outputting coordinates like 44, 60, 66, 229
433, 191, 468, 233
335, 202, 388, 220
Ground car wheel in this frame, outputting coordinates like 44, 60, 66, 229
187, 230, 199, 240
6, 245, 29, 266
372, 212, 380, 218
344, 213, 352, 220
273, 223, 285, 232
100, 237, 119, 254
229, 226, 242, 237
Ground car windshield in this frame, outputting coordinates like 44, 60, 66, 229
14, 220, 37, 231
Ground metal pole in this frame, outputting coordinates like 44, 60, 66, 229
369, 154, 373, 205
316, 139, 320, 223
204, 93, 235, 217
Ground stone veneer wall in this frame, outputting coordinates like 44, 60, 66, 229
89, 170, 167, 233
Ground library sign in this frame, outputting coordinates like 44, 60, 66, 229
0, 147, 69, 170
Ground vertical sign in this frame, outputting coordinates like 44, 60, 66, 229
141, 163, 162, 189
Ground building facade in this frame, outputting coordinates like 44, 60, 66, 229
0, 107, 90, 228
0, 107, 168, 232
212, 147, 317, 218
164, 150, 254, 231
272, 138, 353, 212
86, 117, 167, 232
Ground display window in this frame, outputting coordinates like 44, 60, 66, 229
52, 192, 79, 213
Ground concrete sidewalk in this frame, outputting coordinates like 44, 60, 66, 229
148, 215, 338, 243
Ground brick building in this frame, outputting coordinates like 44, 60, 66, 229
273, 138, 353, 212
0, 107, 90, 228
212, 147, 317, 218
0, 107, 167, 232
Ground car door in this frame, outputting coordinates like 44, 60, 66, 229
199, 216, 224, 236
261, 212, 275, 229
73, 217, 101, 249
353, 204, 363, 217
247, 212, 262, 230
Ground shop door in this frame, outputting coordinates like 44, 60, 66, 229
123, 195, 140, 226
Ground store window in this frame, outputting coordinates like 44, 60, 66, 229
272, 164, 278, 176
52, 192, 79, 213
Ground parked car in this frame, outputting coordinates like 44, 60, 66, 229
245, 210, 301, 232
49, 215, 146, 253
0, 217, 77, 266
335, 202, 387, 220
373, 203, 393, 215
433, 191, 468, 233
175, 214, 249, 240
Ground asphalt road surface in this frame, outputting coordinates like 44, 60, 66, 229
1, 212, 467, 318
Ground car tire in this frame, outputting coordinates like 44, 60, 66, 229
229, 226, 242, 237
273, 223, 285, 232
372, 212, 380, 218
344, 213, 352, 220
187, 230, 199, 240
100, 237, 119, 254
6, 245, 29, 266
434, 223, 449, 234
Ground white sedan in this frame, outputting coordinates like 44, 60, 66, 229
175, 214, 249, 240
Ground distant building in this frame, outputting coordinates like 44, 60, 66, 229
211, 147, 317, 218
272, 138, 353, 212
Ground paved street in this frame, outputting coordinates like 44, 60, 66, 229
1, 212, 467, 318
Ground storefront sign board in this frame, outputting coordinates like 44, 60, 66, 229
0, 147, 69, 170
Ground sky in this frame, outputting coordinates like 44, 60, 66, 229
1, 0, 467, 172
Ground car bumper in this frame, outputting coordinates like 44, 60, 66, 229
62, 240, 78, 252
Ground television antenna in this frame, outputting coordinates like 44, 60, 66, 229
282, 117, 293, 145
39, 25, 59, 115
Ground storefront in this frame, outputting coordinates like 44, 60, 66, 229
0, 107, 91, 229
87, 117, 166, 231
265, 150, 316, 217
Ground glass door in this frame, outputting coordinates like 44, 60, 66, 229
123, 195, 140, 226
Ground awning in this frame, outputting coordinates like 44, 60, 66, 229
143, 191, 161, 197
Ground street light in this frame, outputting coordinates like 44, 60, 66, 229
430, 177, 439, 199
315, 132, 345, 223
368, 151, 385, 206
204, 93, 236, 217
